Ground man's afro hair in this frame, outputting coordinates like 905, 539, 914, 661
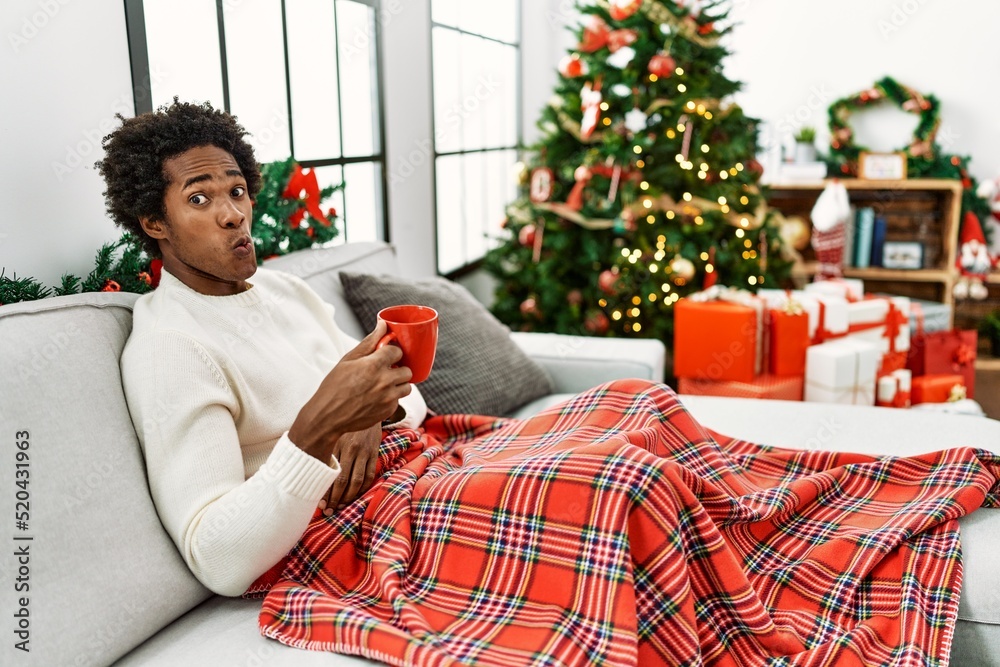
96, 99, 262, 257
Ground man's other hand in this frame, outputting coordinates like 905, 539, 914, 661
289, 320, 412, 462
319, 422, 382, 514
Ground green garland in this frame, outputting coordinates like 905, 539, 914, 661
826, 76, 940, 177
0, 158, 342, 306
825, 75, 992, 239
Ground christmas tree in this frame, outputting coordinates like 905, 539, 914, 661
483, 0, 791, 342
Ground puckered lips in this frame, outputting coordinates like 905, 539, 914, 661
232, 235, 254, 258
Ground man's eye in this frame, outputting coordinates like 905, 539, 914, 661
232, 186, 246, 197
189, 194, 208, 205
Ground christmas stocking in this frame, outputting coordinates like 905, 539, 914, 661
810, 181, 850, 280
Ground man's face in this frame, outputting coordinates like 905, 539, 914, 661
141, 145, 256, 296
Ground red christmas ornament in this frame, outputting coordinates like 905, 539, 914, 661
559, 54, 587, 78
137, 272, 152, 286
578, 15, 611, 53
580, 81, 604, 139
745, 158, 765, 179
697, 21, 714, 35
598, 269, 620, 295
520, 297, 539, 317
647, 53, 676, 78
584, 311, 610, 334
609, 0, 642, 21
566, 166, 594, 211
529, 168, 555, 203
519, 224, 537, 248
621, 210, 637, 232
608, 29, 638, 53
703, 246, 718, 289
101, 279, 121, 293
567, 289, 583, 306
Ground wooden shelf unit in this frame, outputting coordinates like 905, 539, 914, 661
976, 358, 1000, 371
767, 179, 963, 328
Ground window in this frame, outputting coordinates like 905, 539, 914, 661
430, 0, 521, 274
124, 0, 388, 243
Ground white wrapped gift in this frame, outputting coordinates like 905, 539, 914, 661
805, 278, 865, 303
845, 296, 910, 354
805, 338, 881, 405
877, 369, 912, 408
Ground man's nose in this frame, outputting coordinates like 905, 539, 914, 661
218, 199, 245, 228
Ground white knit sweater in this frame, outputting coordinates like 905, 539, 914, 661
121, 267, 426, 596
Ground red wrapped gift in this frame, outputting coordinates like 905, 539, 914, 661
674, 287, 762, 383
769, 306, 809, 377
906, 330, 977, 398
911, 374, 965, 404
678, 374, 803, 401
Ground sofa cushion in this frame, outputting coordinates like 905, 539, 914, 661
339, 271, 555, 416
264, 241, 400, 341
0, 293, 210, 667
114, 597, 375, 666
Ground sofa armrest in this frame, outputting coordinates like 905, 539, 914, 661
510, 332, 666, 394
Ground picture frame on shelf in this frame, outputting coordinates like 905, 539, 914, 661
859, 152, 908, 180
882, 241, 924, 269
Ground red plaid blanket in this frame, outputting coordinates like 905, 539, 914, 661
251, 380, 999, 666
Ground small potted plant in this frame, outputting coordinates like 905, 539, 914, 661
794, 126, 817, 163
980, 309, 1000, 358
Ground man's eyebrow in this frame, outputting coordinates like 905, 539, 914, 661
181, 169, 245, 190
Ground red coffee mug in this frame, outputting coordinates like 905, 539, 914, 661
376, 305, 439, 383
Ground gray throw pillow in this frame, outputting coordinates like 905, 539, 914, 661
339, 271, 555, 416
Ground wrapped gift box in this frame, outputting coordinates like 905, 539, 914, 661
805, 338, 880, 405
805, 278, 865, 303
911, 374, 965, 404
845, 296, 910, 355
875, 296, 951, 335
876, 369, 912, 408
906, 330, 977, 398
678, 374, 803, 401
769, 306, 810, 377
674, 288, 762, 383
758, 289, 848, 343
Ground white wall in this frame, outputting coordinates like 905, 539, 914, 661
726, 0, 1000, 184
0, 0, 133, 288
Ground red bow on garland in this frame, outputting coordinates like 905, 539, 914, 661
282, 164, 334, 229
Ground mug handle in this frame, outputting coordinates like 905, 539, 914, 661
376, 332, 398, 350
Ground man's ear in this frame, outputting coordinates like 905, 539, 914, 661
139, 216, 167, 240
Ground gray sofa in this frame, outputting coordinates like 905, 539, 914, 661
0, 241, 996, 666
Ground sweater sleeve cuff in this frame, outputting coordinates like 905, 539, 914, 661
384, 385, 427, 431
261, 433, 341, 499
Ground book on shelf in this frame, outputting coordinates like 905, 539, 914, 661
854, 207, 875, 269
843, 205, 856, 269
870, 215, 888, 268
